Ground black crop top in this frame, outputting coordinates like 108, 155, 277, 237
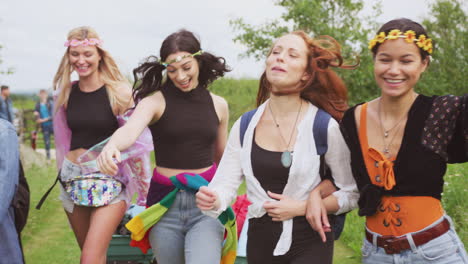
149, 83, 219, 169
251, 130, 290, 194
67, 83, 119, 150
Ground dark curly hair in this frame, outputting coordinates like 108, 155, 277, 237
132, 29, 231, 102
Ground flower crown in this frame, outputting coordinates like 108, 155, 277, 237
368, 29, 433, 54
64, 38, 103, 47
161, 50, 203, 67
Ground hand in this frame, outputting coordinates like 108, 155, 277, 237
96, 143, 121, 176
305, 190, 331, 243
196, 186, 220, 211
263, 191, 305, 222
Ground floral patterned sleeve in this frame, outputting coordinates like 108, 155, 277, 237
421, 94, 468, 163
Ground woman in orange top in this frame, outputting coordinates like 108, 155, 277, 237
340, 18, 467, 263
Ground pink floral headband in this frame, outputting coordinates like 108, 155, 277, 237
64, 38, 103, 47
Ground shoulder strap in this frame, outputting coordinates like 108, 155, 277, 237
313, 108, 331, 156
35, 171, 62, 210
239, 109, 258, 147
313, 109, 347, 240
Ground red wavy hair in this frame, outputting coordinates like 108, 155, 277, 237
257, 31, 357, 120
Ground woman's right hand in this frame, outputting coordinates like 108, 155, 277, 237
97, 143, 121, 176
196, 186, 220, 211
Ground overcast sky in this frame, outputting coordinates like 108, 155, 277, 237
0, 0, 432, 93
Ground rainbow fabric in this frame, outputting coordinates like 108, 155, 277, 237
126, 173, 237, 264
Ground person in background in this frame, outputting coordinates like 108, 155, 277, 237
340, 18, 468, 263
34, 89, 54, 160
0, 118, 23, 264
0, 85, 15, 123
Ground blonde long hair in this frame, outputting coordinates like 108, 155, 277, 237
53, 26, 130, 115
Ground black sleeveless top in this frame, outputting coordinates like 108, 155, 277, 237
149, 83, 219, 169
67, 83, 119, 150
251, 130, 290, 193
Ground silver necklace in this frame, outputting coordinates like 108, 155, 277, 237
377, 98, 407, 156
268, 100, 302, 168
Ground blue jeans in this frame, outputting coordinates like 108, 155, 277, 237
42, 125, 52, 159
149, 190, 224, 264
362, 216, 468, 264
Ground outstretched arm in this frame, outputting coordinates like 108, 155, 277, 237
97, 92, 164, 175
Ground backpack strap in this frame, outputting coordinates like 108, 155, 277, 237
35, 171, 63, 210
313, 108, 331, 156
313, 109, 348, 240
239, 109, 258, 147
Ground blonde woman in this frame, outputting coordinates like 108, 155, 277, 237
50, 26, 144, 264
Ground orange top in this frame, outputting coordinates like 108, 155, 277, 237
359, 103, 443, 236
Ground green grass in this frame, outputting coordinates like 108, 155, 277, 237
442, 163, 468, 243
209, 78, 259, 128
21, 162, 81, 263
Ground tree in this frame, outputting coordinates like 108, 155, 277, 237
230, 0, 383, 104
420, 0, 467, 96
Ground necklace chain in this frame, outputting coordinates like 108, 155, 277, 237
378, 99, 408, 138
268, 100, 302, 152
377, 97, 410, 156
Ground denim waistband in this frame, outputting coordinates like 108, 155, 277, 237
151, 163, 217, 185
146, 164, 217, 207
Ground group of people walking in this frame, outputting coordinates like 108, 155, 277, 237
19, 17, 467, 264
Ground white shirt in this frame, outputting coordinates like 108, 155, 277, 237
203, 100, 359, 255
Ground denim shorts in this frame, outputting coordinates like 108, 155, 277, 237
59, 158, 126, 213
362, 215, 468, 264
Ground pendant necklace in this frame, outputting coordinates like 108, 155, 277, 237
268, 100, 302, 168
378, 98, 407, 139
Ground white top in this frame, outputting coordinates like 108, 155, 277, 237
203, 100, 359, 255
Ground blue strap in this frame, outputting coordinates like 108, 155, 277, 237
239, 109, 258, 147
313, 109, 331, 156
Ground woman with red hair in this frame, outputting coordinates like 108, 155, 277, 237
196, 31, 359, 263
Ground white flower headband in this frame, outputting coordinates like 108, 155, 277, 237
161, 50, 203, 67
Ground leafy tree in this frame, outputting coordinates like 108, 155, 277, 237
230, 0, 383, 104
420, 0, 467, 96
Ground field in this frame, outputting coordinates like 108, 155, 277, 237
18, 78, 467, 263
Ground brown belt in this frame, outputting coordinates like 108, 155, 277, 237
365, 218, 450, 254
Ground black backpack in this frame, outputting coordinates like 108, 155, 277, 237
12, 160, 30, 233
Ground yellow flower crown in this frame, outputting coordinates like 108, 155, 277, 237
368, 29, 433, 54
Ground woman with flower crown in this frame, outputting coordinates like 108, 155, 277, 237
97, 29, 232, 264
339, 18, 468, 263
48, 26, 153, 263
